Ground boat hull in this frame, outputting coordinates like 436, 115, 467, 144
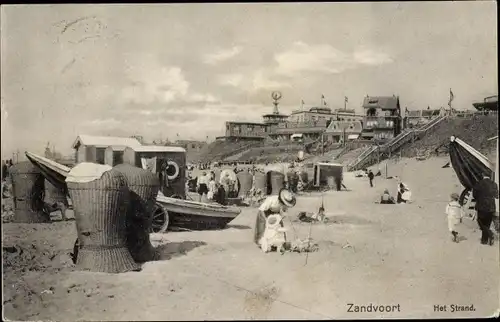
170, 213, 235, 230
156, 194, 241, 230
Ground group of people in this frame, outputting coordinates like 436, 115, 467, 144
194, 171, 228, 205
444, 174, 498, 245
379, 180, 412, 204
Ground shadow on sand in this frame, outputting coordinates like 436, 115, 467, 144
155, 241, 207, 260
224, 224, 252, 230
324, 215, 372, 225
291, 215, 372, 225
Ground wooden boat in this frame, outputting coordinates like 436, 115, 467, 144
153, 194, 241, 232
25, 151, 241, 232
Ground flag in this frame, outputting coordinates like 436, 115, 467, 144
301, 100, 305, 105
345, 96, 348, 103
323, 100, 327, 106
321, 94, 325, 99
448, 89, 454, 107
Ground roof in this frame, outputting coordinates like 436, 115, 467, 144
127, 145, 186, 153
317, 162, 343, 167
226, 121, 266, 126
106, 146, 129, 151
363, 96, 399, 110
72, 135, 141, 149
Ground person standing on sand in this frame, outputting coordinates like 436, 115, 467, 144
2, 160, 8, 182
368, 170, 374, 187
446, 193, 464, 243
254, 188, 296, 246
213, 182, 227, 206
221, 172, 231, 199
473, 175, 498, 245
207, 172, 216, 201
197, 171, 209, 202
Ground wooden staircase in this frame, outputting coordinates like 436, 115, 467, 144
347, 116, 448, 171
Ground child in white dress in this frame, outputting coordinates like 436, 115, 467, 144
446, 192, 464, 243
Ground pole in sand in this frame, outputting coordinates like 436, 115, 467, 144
305, 194, 322, 265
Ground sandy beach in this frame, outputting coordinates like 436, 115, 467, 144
3, 156, 498, 320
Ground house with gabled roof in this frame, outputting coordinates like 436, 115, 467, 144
72, 134, 142, 164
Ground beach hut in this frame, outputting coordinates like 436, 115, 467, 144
72, 135, 141, 165
66, 164, 140, 273
9, 161, 49, 223
123, 145, 186, 199
114, 164, 160, 263
253, 171, 267, 194
237, 171, 253, 198
313, 162, 343, 189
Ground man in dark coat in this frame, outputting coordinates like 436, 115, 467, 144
473, 175, 498, 245
2, 161, 8, 182
368, 170, 375, 188
214, 183, 227, 206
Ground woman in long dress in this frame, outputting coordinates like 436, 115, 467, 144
254, 188, 296, 245
396, 181, 411, 204
207, 171, 216, 201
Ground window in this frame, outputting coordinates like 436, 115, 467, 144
96, 148, 105, 165
191, 144, 196, 149
113, 151, 123, 166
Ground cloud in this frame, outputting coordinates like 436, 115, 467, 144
274, 41, 393, 76
187, 93, 219, 104
354, 49, 393, 65
252, 70, 291, 90
217, 73, 244, 87
84, 118, 122, 128
119, 55, 219, 107
121, 64, 190, 105
275, 41, 353, 75
203, 46, 242, 65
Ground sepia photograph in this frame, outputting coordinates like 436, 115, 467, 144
1, 2, 498, 320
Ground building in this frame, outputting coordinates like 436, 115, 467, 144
269, 119, 328, 141
273, 106, 363, 142
404, 107, 447, 128
72, 135, 142, 164
218, 121, 268, 142
472, 95, 498, 111
360, 95, 403, 142
324, 119, 363, 143
288, 107, 361, 124
123, 145, 186, 199
175, 140, 208, 151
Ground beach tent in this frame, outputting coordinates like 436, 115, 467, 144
313, 162, 343, 188
25, 152, 71, 192
448, 136, 494, 190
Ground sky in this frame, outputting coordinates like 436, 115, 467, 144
1, 2, 497, 158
